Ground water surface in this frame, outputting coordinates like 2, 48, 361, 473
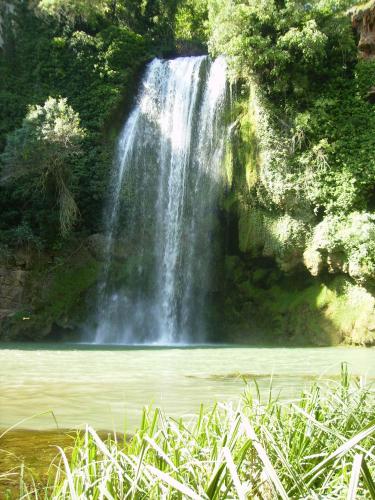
1, 344, 374, 431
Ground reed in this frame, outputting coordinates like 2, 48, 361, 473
15, 365, 375, 499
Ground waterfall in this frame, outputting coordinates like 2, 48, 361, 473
93, 56, 227, 344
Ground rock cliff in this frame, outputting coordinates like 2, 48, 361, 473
351, 0, 375, 60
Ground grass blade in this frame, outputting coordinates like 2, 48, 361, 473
241, 413, 289, 500
361, 457, 375, 499
147, 464, 205, 500
222, 446, 247, 500
346, 454, 362, 500
305, 420, 375, 486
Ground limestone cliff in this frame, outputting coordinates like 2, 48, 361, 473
351, 0, 375, 60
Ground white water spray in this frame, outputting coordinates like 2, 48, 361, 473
94, 56, 227, 344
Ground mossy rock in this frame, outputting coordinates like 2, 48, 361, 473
222, 254, 375, 346
1, 245, 101, 341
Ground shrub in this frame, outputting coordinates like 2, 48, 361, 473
239, 208, 307, 271
1, 97, 85, 237
305, 212, 375, 283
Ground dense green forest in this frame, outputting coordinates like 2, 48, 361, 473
0, 0, 181, 246
1, 0, 375, 344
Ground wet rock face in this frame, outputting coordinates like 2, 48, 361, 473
86, 233, 128, 261
352, 1, 375, 60
86, 233, 107, 261
0, 267, 29, 320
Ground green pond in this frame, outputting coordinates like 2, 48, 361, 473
1, 344, 374, 432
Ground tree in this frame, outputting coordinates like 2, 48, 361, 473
175, 0, 208, 44
1, 97, 85, 236
142, 0, 179, 44
36, 0, 107, 25
208, 0, 356, 101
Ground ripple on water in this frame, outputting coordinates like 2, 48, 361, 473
0, 344, 374, 431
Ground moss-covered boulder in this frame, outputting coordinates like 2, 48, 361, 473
0, 242, 101, 341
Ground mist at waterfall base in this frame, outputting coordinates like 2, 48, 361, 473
90, 56, 228, 345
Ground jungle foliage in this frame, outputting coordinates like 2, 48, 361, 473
1, 0, 375, 297
0, 0, 185, 249
208, 0, 375, 286
2, 97, 85, 237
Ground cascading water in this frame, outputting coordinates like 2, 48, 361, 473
93, 56, 227, 344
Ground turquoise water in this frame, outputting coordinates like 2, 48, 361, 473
1, 344, 374, 431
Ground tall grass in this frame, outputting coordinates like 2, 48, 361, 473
16, 366, 375, 499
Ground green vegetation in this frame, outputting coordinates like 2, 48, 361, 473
204, 0, 375, 343
1, 242, 101, 340
0, 0, 183, 249
0, 0, 211, 341
175, 0, 208, 48
4, 369, 375, 498
2, 97, 85, 237
223, 256, 375, 345
2, 4, 375, 497
210, 0, 375, 284
1, 0, 375, 343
